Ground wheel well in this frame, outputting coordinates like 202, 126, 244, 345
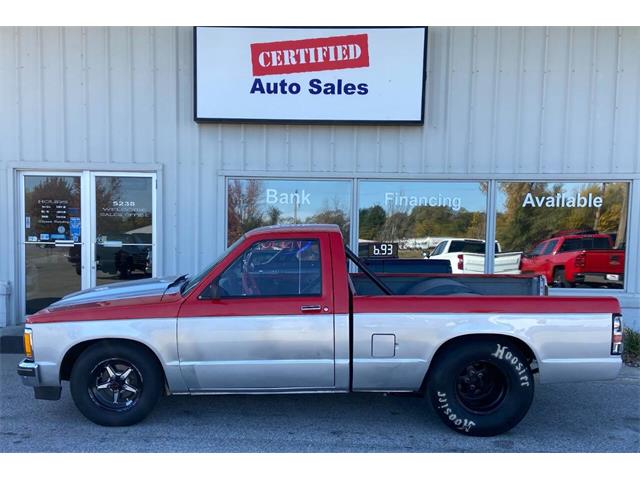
59, 338, 167, 385
420, 333, 538, 394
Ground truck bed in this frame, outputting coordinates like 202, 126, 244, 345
350, 273, 545, 296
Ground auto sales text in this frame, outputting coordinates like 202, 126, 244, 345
250, 78, 368, 96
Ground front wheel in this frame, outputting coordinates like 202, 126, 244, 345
70, 342, 163, 426
427, 337, 534, 436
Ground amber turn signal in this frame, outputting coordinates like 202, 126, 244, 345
23, 328, 33, 359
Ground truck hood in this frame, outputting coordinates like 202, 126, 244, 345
48, 275, 184, 310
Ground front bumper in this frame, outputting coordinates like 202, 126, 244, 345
17, 358, 61, 400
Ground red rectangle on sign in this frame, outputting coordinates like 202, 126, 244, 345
250, 34, 370, 76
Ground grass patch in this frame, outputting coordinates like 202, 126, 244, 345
623, 328, 640, 367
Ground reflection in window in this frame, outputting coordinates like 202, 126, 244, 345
358, 181, 488, 268
215, 239, 322, 297
226, 178, 351, 245
496, 182, 629, 289
94, 176, 153, 285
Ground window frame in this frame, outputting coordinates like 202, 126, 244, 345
495, 180, 632, 291
218, 175, 635, 296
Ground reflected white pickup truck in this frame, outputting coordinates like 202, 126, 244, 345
18, 225, 623, 436
428, 238, 522, 274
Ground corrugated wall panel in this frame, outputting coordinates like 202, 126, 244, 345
1, 26, 640, 328
0, 28, 18, 162
17, 27, 41, 163
493, 27, 520, 173
3, 26, 639, 174
85, 27, 109, 164
469, 27, 497, 173
615, 27, 639, 173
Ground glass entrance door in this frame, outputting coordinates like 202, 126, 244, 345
92, 174, 155, 286
21, 172, 156, 315
23, 174, 83, 314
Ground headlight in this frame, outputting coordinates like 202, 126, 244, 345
23, 328, 33, 359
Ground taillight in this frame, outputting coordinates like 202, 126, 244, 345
457, 254, 464, 271
611, 314, 623, 355
575, 252, 586, 268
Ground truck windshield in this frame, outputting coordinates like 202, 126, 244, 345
181, 235, 245, 295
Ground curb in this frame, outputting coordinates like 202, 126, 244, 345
0, 325, 24, 354
1, 336, 23, 354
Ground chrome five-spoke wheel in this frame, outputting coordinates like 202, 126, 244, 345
89, 359, 143, 412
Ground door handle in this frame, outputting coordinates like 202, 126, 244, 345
300, 305, 322, 312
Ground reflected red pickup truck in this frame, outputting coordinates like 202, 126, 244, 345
520, 233, 624, 288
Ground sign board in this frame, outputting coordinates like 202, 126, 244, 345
194, 27, 427, 124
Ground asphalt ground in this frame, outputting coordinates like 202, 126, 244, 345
1, 353, 638, 453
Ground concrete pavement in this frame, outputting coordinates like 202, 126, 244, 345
1, 353, 638, 452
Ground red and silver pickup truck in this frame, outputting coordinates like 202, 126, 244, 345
18, 225, 624, 436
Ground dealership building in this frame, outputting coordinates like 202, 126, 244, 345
0, 26, 639, 329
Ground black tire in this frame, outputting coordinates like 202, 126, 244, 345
553, 268, 572, 288
427, 337, 534, 436
70, 341, 163, 426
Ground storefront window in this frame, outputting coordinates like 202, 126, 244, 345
358, 181, 488, 268
495, 182, 629, 289
226, 178, 351, 245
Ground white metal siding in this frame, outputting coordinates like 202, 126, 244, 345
1, 27, 639, 327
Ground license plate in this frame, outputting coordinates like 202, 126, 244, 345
606, 274, 619, 281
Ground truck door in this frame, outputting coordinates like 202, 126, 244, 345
177, 234, 335, 391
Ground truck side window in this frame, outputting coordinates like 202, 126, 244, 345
432, 242, 445, 256
529, 241, 547, 256
542, 240, 558, 255
214, 239, 322, 298
558, 238, 580, 252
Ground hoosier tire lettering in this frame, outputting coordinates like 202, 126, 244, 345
436, 391, 476, 433
491, 343, 531, 387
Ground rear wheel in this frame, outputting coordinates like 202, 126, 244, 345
553, 268, 572, 288
427, 337, 534, 436
70, 342, 163, 426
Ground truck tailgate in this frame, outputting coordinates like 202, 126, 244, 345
582, 250, 625, 273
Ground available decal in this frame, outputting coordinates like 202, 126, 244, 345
51, 234, 65, 240
39, 233, 50, 241
25, 216, 30, 229
28, 236, 38, 242
522, 192, 603, 208
250, 34, 369, 76
57, 226, 66, 234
